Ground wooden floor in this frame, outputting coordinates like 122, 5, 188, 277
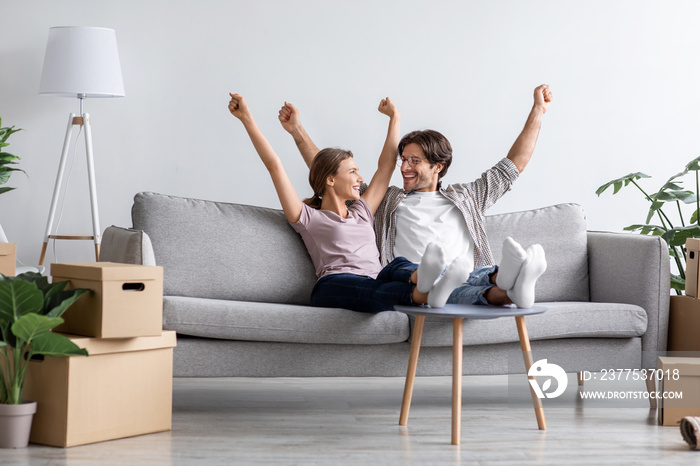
1, 375, 696, 465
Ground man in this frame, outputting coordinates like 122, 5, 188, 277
279, 85, 553, 308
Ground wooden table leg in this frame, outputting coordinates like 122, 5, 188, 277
452, 317, 463, 445
399, 315, 425, 426
645, 376, 657, 408
515, 316, 547, 430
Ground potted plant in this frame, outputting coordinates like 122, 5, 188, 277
0, 272, 87, 448
596, 155, 700, 294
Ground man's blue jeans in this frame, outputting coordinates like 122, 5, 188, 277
447, 265, 499, 305
311, 257, 418, 314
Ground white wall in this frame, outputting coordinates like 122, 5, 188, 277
2, 0, 699, 269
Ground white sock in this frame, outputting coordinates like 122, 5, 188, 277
507, 244, 547, 309
428, 256, 471, 308
417, 242, 446, 293
495, 237, 527, 291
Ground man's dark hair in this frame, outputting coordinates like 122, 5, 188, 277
398, 130, 452, 179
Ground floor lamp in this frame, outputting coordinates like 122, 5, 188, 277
38, 26, 125, 266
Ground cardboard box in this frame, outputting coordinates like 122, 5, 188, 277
0, 242, 16, 276
51, 262, 164, 338
24, 331, 176, 447
658, 357, 700, 426
669, 296, 700, 352
686, 238, 700, 297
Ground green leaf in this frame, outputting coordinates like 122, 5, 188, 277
654, 190, 695, 202
45, 288, 87, 318
595, 172, 651, 196
671, 274, 685, 291
0, 152, 19, 162
29, 332, 87, 358
11, 314, 64, 343
0, 126, 21, 144
661, 156, 700, 188
691, 209, 700, 224
661, 181, 685, 191
645, 200, 666, 224
624, 224, 667, 236
0, 280, 43, 327
661, 226, 700, 247
686, 156, 700, 172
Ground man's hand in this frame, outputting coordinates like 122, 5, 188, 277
533, 84, 553, 114
278, 101, 301, 134
378, 97, 398, 118
228, 93, 251, 121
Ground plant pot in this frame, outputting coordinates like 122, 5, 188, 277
0, 401, 37, 448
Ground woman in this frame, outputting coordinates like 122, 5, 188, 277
228, 92, 469, 313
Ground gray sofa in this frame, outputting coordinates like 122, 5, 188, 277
100, 192, 670, 377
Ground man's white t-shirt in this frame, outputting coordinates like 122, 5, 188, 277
393, 191, 474, 270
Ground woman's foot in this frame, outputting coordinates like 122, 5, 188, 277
428, 256, 471, 308
416, 242, 446, 293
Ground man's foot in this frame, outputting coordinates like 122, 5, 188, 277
417, 242, 446, 293
495, 237, 527, 291
428, 256, 471, 308
507, 244, 547, 308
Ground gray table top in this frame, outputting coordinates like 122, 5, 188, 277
394, 304, 547, 320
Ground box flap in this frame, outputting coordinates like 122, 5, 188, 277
657, 357, 700, 376
0, 242, 16, 256
687, 238, 700, 249
51, 262, 163, 281
58, 330, 176, 356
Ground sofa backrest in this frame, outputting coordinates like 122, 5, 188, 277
132, 192, 317, 305
485, 203, 590, 302
133, 192, 589, 305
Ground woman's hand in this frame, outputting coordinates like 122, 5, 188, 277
228, 93, 251, 121
278, 101, 301, 133
378, 97, 398, 118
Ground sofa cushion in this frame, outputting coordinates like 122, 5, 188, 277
132, 192, 317, 305
485, 203, 590, 302
162, 296, 410, 344
414, 301, 647, 347
99, 225, 156, 266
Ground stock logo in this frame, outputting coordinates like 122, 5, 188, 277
528, 359, 568, 399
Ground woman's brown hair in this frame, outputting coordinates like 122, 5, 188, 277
303, 148, 354, 209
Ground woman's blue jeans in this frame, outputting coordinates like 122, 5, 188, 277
311, 257, 418, 314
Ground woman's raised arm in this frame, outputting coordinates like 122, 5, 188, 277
229, 93, 303, 223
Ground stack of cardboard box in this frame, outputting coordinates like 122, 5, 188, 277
658, 357, 700, 425
658, 239, 700, 425
669, 238, 700, 352
0, 242, 15, 276
23, 262, 176, 447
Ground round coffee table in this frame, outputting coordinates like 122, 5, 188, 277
394, 303, 547, 445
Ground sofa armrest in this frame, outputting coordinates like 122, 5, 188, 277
587, 231, 670, 367
99, 225, 157, 266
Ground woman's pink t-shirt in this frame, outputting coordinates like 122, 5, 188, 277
291, 198, 383, 279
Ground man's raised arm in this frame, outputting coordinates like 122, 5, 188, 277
506, 84, 553, 173
278, 101, 320, 168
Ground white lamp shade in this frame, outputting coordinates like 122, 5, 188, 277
39, 26, 125, 98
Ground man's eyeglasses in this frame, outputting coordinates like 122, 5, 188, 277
397, 156, 426, 167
